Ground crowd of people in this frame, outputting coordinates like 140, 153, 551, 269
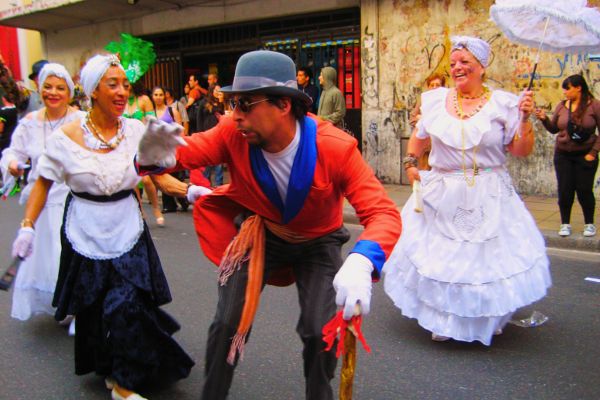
0, 32, 598, 400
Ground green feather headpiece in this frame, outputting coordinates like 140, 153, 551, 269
105, 33, 156, 83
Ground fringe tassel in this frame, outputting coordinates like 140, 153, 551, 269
227, 332, 247, 365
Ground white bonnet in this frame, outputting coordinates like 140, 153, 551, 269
80, 54, 125, 97
38, 63, 75, 99
450, 36, 491, 68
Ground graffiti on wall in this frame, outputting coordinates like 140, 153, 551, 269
362, 25, 379, 108
363, 0, 600, 192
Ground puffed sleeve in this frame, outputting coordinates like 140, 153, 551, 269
0, 120, 30, 182
416, 87, 449, 139
492, 90, 521, 145
37, 132, 67, 183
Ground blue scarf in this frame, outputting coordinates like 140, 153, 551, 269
249, 116, 317, 224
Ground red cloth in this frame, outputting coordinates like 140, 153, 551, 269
189, 87, 202, 102
189, 167, 211, 187
177, 114, 401, 270
0, 26, 21, 81
322, 311, 371, 358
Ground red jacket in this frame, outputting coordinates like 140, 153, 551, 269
175, 115, 401, 277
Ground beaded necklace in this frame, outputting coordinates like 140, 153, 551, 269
85, 112, 124, 150
453, 87, 491, 119
454, 88, 491, 187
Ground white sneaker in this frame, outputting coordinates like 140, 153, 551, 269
583, 224, 597, 237
558, 224, 571, 237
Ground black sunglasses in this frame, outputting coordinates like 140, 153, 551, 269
228, 97, 269, 113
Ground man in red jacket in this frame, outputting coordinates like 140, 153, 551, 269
137, 50, 401, 400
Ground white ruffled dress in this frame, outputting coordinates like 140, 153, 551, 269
0, 110, 85, 320
383, 87, 552, 345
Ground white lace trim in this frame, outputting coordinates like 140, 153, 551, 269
419, 87, 519, 149
65, 195, 143, 260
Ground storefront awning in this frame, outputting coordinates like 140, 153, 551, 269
0, 0, 205, 32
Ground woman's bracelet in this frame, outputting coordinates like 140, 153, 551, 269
20, 218, 35, 229
403, 154, 418, 170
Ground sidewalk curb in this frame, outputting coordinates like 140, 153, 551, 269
342, 207, 600, 253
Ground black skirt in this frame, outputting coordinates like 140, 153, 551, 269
52, 194, 194, 389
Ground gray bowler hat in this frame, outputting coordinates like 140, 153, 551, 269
220, 50, 312, 106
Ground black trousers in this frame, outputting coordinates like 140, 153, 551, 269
202, 226, 351, 400
554, 151, 599, 224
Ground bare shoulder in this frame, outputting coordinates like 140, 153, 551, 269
61, 118, 84, 144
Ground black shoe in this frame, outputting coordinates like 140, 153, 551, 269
162, 208, 177, 213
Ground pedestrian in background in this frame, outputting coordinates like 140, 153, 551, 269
384, 36, 551, 345
186, 73, 207, 131
535, 74, 600, 237
317, 66, 346, 128
152, 85, 189, 213
123, 80, 165, 227
409, 73, 447, 170
201, 74, 225, 186
297, 66, 319, 114
165, 86, 189, 135
18, 59, 48, 118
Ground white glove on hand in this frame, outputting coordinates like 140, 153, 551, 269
137, 116, 187, 168
12, 227, 35, 260
333, 253, 374, 320
186, 185, 213, 203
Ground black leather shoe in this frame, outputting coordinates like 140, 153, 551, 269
162, 208, 177, 213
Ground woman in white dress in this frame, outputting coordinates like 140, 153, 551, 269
11, 54, 193, 400
383, 36, 552, 345
1, 63, 84, 321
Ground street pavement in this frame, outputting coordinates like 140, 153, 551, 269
0, 196, 599, 400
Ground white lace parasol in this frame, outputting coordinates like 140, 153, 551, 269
490, 0, 600, 88
490, 0, 600, 54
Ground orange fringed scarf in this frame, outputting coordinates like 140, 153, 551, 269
219, 215, 308, 365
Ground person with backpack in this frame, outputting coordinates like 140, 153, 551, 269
186, 74, 207, 132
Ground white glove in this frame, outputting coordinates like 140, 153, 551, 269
137, 116, 187, 168
186, 185, 213, 203
333, 253, 374, 320
12, 227, 35, 260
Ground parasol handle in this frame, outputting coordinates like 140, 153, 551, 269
527, 63, 538, 91
527, 16, 550, 91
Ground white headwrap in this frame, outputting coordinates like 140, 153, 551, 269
80, 54, 125, 97
38, 63, 75, 99
450, 36, 491, 68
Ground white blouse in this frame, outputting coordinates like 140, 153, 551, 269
37, 117, 145, 260
416, 87, 521, 171
0, 109, 85, 205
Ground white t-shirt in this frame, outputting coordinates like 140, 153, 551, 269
261, 121, 301, 204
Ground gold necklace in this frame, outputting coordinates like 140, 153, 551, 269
86, 112, 123, 150
456, 89, 482, 187
454, 87, 490, 119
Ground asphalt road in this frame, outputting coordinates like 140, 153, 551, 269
0, 197, 599, 400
